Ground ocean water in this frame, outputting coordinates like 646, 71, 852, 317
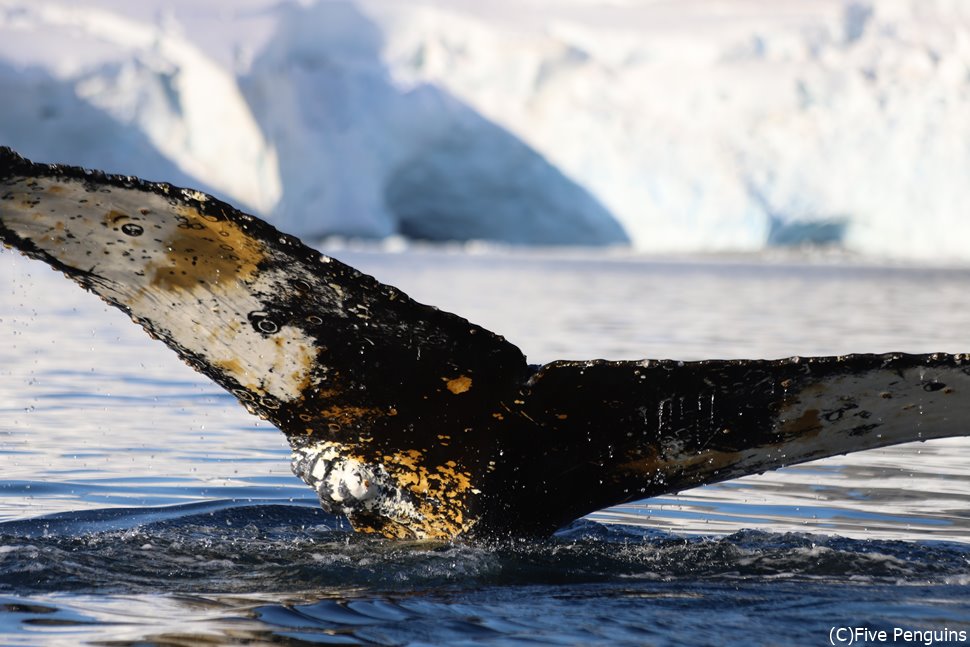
1, 247, 969, 646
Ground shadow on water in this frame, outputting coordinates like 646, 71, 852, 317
1, 502, 970, 645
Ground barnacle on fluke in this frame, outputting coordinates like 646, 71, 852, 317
2, 146, 968, 540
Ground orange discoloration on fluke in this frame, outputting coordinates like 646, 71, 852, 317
355, 520, 414, 540
373, 448, 477, 537
34, 214, 66, 245
214, 357, 246, 379
617, 445, 746, 488
445, 375, 472, 394
149, 206, 265, 292
319, 404, 384, 429
779, 408, 823, 437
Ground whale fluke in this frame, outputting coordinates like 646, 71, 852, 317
2, 146, 969, 539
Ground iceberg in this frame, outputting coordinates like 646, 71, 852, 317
0, 0, 967, 259
239, 1, 626, 245
0, 0, 627, 247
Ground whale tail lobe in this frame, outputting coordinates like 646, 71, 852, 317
2, 146, 968, 539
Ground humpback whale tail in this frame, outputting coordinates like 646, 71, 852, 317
2, 146, 968, 539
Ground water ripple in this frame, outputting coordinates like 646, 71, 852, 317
2, 504, 968, 599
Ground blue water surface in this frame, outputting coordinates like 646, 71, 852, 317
1, 249, 969, 645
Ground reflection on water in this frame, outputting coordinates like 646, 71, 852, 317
1, 247, 969, 644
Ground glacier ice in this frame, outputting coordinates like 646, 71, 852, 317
0, 0, 968, 259
238, 1, 625, 245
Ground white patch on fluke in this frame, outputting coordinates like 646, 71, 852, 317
291, 442, 423, 530
777, 364, 970, 448
0, 174, 317, 403
674, 361, 970, 487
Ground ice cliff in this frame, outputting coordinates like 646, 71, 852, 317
0, 0, 967, 259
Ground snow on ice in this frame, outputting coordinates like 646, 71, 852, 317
0, 0, 968, 259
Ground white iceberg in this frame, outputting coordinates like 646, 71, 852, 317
0, 0, 968, 258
